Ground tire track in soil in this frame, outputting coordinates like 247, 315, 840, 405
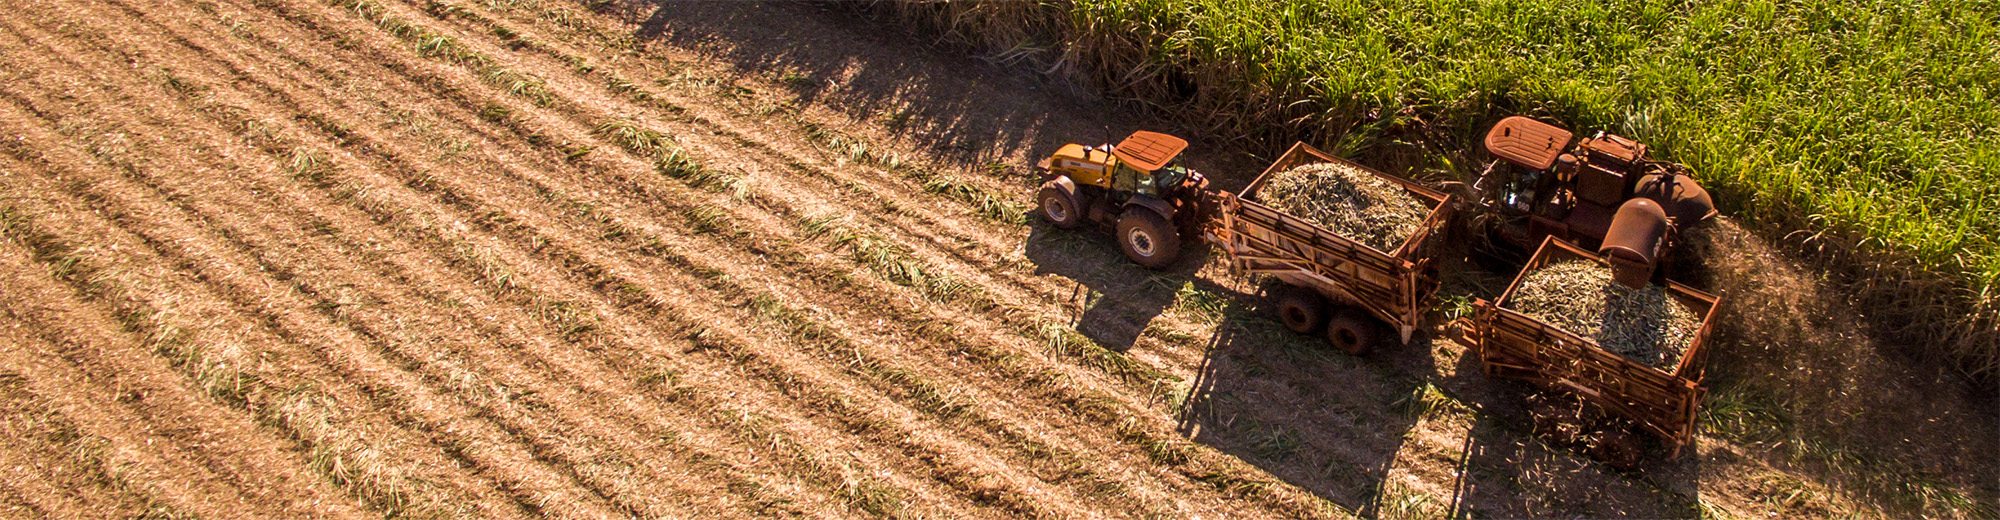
0, 6, 832, 516
17, 0, 1008, 516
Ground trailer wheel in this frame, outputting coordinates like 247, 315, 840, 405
1587, 428, 1645, 471
1116, 208, 1181, 269
1037, 182, 1083, 229
1274, 288, 1326, 335
1326, 308, 1378, 355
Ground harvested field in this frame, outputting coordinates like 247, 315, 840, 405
1507, 260, 1700, 368
0, 1, 1990, 519
1257, 162, 1428, 252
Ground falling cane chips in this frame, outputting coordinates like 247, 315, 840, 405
1259, 162, 1431, 253
1508, 259, 1700, 368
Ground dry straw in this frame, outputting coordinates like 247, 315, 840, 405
1259, 162, 1428, 253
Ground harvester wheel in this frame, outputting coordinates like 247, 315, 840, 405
1275, 288, 1327, 335
1037, 183, 1083, 229
1326, 308, 1378, 355
1116, 208, 1181, 269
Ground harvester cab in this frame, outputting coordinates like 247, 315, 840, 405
1035, 131, 1212, 269
1475, 116, 1716, 285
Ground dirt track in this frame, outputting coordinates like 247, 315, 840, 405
0, 1, 1991, 518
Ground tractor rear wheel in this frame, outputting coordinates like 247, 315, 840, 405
1275, 287, 1327, 335
1326, 308, 1378, 355
1037, 182, 1083, 229
1116, 208, 1181, 269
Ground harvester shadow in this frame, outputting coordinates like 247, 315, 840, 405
1436, 351, 1704, 519
1167, 250, 1701, 518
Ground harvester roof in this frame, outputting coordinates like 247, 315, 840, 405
1486, 116, 1573, 170
1113, 131, 1187, 172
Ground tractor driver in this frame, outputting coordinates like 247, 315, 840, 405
1109, 160, 1157, 202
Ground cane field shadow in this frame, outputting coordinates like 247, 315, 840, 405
625, 0, 1174, 173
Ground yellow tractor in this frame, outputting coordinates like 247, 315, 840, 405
1034, 131, 1211, 268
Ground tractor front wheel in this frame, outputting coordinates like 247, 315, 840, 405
1037, 182, 1083, 229
1116, 208, 1181, 269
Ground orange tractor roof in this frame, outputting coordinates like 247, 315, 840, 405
1112, 131, 1187, 171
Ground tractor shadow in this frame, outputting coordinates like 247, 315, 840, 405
1021, 219, 1219, 353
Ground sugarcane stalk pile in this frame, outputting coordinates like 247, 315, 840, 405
1507, 259, 1700, 368
1259, 162, 1430, 253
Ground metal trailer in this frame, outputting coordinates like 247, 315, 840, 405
1460, 236, 1722, 459
1204, 142, 1458, 354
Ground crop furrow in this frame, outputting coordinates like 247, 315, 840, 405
54, 0, 1328, 512
0, 359, 186, 518
54, 0, 1000, 512
0, 94, 598, 520
152, 3, 1200, 516
215, 1, 1344, 516
0, 11, 836, 516
0, 37, 684, 516
389, 0, 1231, 385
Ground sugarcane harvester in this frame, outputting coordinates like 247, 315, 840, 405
1473, 116, 1718, 286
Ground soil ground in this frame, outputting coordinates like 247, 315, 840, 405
0, 1, 1991, 519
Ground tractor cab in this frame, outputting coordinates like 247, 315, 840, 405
1035, 131, 1211, 269
1040, 131, 1192, 198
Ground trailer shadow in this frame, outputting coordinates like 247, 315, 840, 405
1173, 292, 1433, 518
1020, 219, 1221, 352
1165, 254, 1703, 518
